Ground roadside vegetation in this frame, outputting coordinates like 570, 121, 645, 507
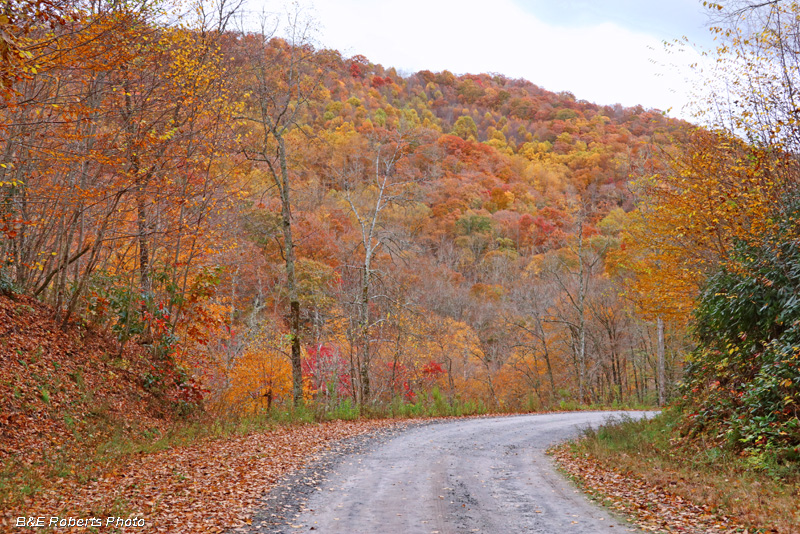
558, 412, 798, 533
557, 3, 800, 532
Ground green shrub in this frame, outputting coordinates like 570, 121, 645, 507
0, 267, 17, 296
681, 192, 800, 457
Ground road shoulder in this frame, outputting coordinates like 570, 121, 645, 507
551, 443, 749, 533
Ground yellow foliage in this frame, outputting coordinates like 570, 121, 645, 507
219, 331, 295, 414
622, 129, 784, 322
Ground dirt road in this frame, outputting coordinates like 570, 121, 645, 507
251, 411, 655, 534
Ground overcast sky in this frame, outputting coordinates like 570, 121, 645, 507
247, 1, 716, 119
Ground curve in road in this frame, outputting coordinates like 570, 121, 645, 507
251, 411, 655, 534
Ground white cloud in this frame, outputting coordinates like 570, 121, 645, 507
250, 0, 706, 118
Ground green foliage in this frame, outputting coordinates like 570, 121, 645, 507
455, 211, 494, 235
406, 391, 486, 417
324, 399, 361, 421
267, 405, 317, 424
82, 271, 145, 344
681, 192, 800, 457
0, 266, 17, 296
373, 108, 387, 126
451, 115, 477, 140
375, 390, 488, 418
598, 207, 627, 236
554, 108, 578, 121
577, 412, 670, 455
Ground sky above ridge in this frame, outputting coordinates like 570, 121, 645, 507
246, 0, 716, 119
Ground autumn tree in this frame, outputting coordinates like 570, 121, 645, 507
507, 276, 557, 403
541, 209, 607, 402
0, 0, 70, 100
236, 8, 327, 405
328, 124, 430, 404
629, 0, 800, 452
1, 0, 239, 328
451, 115, 477, 140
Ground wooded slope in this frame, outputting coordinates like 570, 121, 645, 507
0, 1, 690, 420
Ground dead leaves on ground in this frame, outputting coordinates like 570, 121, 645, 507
3, 419, 406, 533
0, 294, 174, 467
551, 446, 766, 534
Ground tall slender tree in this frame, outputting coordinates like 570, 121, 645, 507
237, 7, 324, 405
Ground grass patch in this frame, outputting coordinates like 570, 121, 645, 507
381, 389, 488, 418
568, 409, 800, 533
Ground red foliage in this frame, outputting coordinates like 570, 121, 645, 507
304, 345, 352, 397
583, 224, 600, 237
519, 213, 534, 231
438, 134, 494, 160
530, 215, 559, 247
422, 361, 445, 376
371, 75, 386, 88
386, 362, 416, 400
538, 206, 572, 228
1, 218, 28, 239
403, 381, 415, 401
348, 54, 368, 78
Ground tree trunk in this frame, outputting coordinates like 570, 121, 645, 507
137, 193, 150, 299
359, 251, 371, 404
538, 322, 556, 401
657, 316, 666, 406
275, 135, 304, 406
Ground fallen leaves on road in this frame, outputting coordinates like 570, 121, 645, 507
551, 445, 760, 534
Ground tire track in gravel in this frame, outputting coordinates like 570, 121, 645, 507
238, 411, 656, 534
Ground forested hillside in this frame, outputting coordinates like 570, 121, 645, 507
0, 0, 691, 420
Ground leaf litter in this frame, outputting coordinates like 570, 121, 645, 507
3, 418, 408, 533
551, 445, 769, 534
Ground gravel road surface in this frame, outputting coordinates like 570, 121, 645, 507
249, 411, 656, 534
